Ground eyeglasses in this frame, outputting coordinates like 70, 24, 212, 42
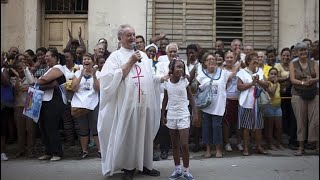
204, 58, 216, 61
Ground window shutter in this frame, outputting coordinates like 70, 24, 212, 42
216, 0, 243, 49
147, 0, 214, 53
243, 0, 279, 50
147, 0, 279, 52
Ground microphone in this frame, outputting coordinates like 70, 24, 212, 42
132, 43, 141, 63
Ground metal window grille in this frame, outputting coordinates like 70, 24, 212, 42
147, 0, 278, 52
45, 0, 88, 14
216, 0, 243, 49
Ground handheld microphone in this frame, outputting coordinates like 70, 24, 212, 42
132, 43, 141, 63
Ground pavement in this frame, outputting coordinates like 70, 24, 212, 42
1, 146, 319, 180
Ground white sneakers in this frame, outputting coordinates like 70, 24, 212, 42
50, 156, 61, 161
38, 155, 61, 161
237, 144, 244, 151
225, 144, 233, 152
224, 143, 244, 152
1, 153, 8, 161
38, 155, 52, 160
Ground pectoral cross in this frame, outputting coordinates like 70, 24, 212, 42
132, 65, 144, 103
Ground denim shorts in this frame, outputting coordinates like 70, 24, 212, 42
264, 104, 282, 117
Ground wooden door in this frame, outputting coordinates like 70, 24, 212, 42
44, 16, 88, 53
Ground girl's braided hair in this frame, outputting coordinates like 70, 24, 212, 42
168, 58, 186, 77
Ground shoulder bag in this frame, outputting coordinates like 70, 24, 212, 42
195, 68, 222, 109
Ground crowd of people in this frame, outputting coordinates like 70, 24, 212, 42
1, 24, 319, 180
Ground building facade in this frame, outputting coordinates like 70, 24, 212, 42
1, 0, 319, 54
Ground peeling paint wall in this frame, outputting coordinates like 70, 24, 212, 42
279, 0, 319, 50
88, 0, 147, 53
1, 0, 25, 52
1, 0, 318, 54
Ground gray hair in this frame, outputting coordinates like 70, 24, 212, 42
117, 24, 133, 40
95, 42, 105, 48
165, 42, 179, 53
231, 39, 242, 46
294, 42, 308, 51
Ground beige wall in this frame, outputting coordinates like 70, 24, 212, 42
279, 0, 319, 50
24, 0, 42, 52
1, 0, 25, 52
1, 0, 318, 54
88, 0, 147, 53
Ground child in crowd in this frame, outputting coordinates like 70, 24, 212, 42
161, 59, 198, 180
265, 68, 283, 150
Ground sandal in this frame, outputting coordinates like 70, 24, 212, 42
256, 147, 268, 154
215, 152, 222, 158
139, 167, 160, 177
294, 148, 304, 156
204, 153, 211, 158
242, 151, 249, 156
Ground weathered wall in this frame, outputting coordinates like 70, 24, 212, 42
1, 0, 25, 52
1, 0, 318, 54
279, 0, 319, 50
24, 0, 41, 52
88, 0, 147, 52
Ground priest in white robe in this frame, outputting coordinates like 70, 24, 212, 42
97, 24, 168, 179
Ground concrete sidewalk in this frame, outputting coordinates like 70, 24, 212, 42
1, 148, 319, 180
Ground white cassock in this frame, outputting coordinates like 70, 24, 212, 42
97, 47, 162, 176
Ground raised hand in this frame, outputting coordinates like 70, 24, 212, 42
78, 27, 82, 38
68, 29, 73, 39
159, 32, 166, 39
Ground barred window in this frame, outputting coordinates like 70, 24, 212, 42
45, 0, 88, 14
147, 0, 279, 52
216, 0, 243, 48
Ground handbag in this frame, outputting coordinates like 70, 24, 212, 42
71, 107, 90, 118
255, 85, 271, 108
299, 87, 318, 100
195, 68, 221, 109
195, 80, 213, 109
23, 85, 44, 123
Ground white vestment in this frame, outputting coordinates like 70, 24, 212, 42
98, 47, 162, 176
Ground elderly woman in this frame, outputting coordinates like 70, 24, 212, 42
223, 51, 243, 152
197, 52, 230, 158
289, 42, 319, 156
236, 51, 269, 156
36, 49, 67, 161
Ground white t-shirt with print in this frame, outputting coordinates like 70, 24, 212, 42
196, 68, 229, 116
164, 78, 190, 119
71, 70, 100, 110
225, 70, 240, 98
236, 68, 264, 108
